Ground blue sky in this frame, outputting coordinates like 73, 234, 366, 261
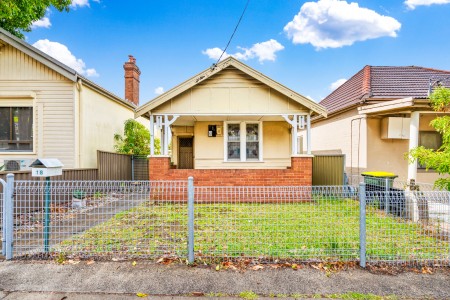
25, 0, 450, 104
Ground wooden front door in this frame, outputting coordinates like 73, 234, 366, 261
178, 137, 194, 169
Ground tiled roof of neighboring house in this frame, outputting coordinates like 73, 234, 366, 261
320, 66, 450, 115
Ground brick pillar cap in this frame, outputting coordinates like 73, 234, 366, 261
291, 154, 314, 158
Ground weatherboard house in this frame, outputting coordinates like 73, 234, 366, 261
0, 27, 141, 171
136, 57, 327, 185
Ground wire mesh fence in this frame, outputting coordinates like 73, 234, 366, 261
2, 177, 450, 266
349, 175, 441, 191
193, 185, 360, 262
0, 183, 3, 254
365, 190, 450, 265
11, 180, 187, 259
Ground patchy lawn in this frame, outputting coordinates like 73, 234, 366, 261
56, 198, 449, 262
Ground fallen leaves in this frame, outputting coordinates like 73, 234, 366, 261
250, 265, 264, 271
156, 255, 179, 265
136, 292, 148, 297
86, 259, 95, 265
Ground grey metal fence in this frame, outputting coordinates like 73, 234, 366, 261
193, 185, 359, 262
10, 180, 187, 259
1, 175, 449, 267
365, 189, 450, 265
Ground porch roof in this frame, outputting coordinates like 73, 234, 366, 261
358, 97, 432, 115
135, 57, 327, 119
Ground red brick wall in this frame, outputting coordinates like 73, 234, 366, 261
148, 156, 312, 186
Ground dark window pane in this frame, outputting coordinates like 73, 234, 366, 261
228, 142, 240, 159
0, 107, 10, 142
0, 107, 33, 152
246, 142, 259, 159
418, 131, 442, 169
246, 124, 258, 141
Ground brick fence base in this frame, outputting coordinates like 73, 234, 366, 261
148, 156, 312, 186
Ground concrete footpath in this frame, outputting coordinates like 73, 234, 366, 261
0, 261, 450, 299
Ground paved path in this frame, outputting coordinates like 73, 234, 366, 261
0, 261, 449, 299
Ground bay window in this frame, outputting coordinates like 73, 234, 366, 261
225, 122, 262, 161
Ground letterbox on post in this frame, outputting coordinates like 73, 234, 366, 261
29, 158, 63, 253
30, 159, 63, 177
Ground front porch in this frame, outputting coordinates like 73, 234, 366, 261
135, 57, 327, 185
359, 97, 446, 184
147, 113, 314, 185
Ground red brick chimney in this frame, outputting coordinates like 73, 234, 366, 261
123, 55, 141, 106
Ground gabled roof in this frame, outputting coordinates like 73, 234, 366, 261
320, 65, 450, 115
135, 57, 327, 118
0, 27, 135, 109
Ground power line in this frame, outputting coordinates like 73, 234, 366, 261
213, 0, 250, 69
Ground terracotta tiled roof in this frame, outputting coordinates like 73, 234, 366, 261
320, 66, 450, 115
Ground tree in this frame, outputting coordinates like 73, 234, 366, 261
408, 86, 450, 190
0, 0, 71, 39
114, 119, 160, 156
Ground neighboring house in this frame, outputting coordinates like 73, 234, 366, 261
135, 57, 327, 185
303, 65, 450, 184
0, 27, 142, 170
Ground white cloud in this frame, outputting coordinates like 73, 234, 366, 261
154, 87, 164, 95
203, 39, 284, 63
71, 0, 90, 7
405, 0, 450, 9
70, 0, 100, 8
32, 39, 98, 77
283, 0, 401, 49
202, 48, 231, 61
330, 78, 347, 90
31, 17, 51, 29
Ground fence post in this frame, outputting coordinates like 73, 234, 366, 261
1, 178, 6, 256
131, 155, 135, 181
187, 176, 195, 264
5, 173, 14, 260
359, 182, 366, 268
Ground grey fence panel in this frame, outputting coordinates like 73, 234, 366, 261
192, 185, 360, 262
12, 180, 187, 259
0, 178, 4, 254
365, 190, 450, 265
6, 178, 450, 266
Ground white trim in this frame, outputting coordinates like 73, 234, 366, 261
307, 113, 311, 155
224, 121, 263, 162
150, 114, 155, 156
408, 111, 420, 181
148, 112, 310, 117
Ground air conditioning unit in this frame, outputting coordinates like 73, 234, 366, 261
3, 159, 33, 171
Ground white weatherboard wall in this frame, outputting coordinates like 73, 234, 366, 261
79, 84, 137, 168
0, 43, 75, 168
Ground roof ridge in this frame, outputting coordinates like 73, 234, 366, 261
370, 65, 450, 73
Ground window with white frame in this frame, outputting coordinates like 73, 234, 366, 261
0, 107, 33, 152
225, 122, 262, 161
